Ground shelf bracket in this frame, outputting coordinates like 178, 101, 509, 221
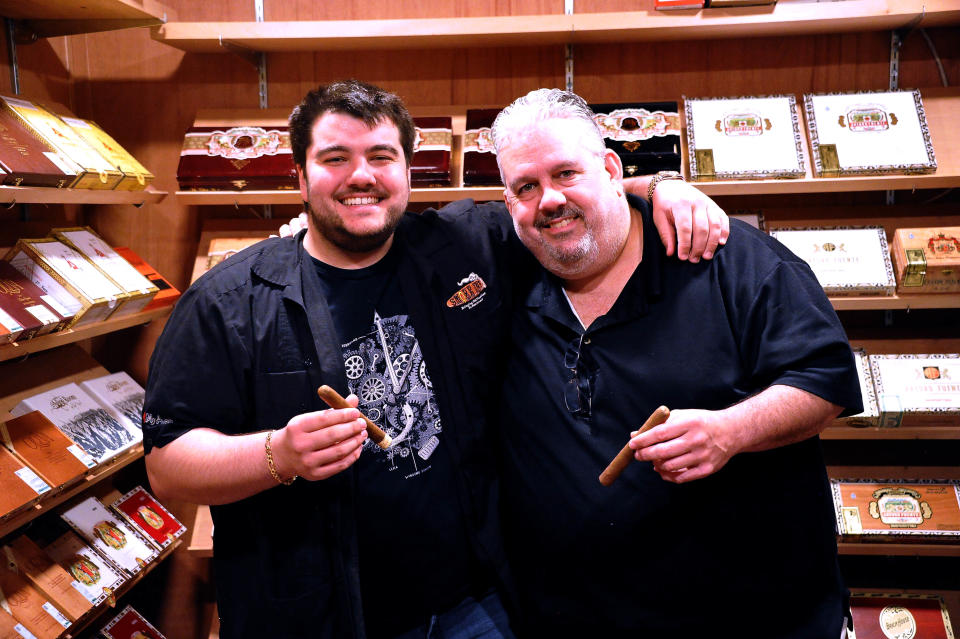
217, 36, 261, 68
565, 0, 574, 91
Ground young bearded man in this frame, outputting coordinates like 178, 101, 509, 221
143, 81, 727, 639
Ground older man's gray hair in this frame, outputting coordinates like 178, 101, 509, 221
490, 88, 607, 162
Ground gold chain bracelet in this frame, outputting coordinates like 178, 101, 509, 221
265, 430, 296, 486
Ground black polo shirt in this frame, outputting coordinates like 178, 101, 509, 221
498, 195, 862, 636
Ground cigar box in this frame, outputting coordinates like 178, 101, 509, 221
837, 349, 881, 428
890, 226, 960, 294
112, 246, 180, 311
768, 226, 895, 296
0, 605, 37, 639
110, 486, 185, 551
0, 260, 69, 336
0, 445, 50, 520
0, 95, 122, 190
832, 479, 960, 538
50, 227, 158, 316
5, 537, 94, 623
205, 236, 268, 272
0, 100, 78, 188
462, 108, 501, 186
0, 568, 71, 639
5, 239, 129, 326
2, 252, 82, 330
60, 496, 158, 577
9, 382, 141, 465
684, 94, 805, 181
804, 90, 937, 177
177, 123, 297, 191
411, 116, 452, 187
1, 411, 96, 491
101, 605, 166, 639
849, 593, 955, 639
868, 354, 960, 427
80, 372, 145, 435
589, 101, 682, 177
0, 307, 24, 345
43, 530, 125, 607
60, 117, 153, 191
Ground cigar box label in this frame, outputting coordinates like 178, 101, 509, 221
111, 486, 185, 550
770, 227, 895, 295
804, 90, 936, 176
684, 94, 805, 180
869, 354, 960, 416
877, 606, 916, 639
413, 127, 452, 152
872, 487, 929, 527
182, 126, 287, 161
39, 603, 69, 629
13, 468, 50, 495
0, 307, 23, 342
60, 497, 158, 575
44, 532, 125, 605
66, 445, 96, 469
80, 372, 145, 433
841, 506, 863, 534
101, 605, 166, 639
42, 151, 79, 178
14, 624, 38, 639
593, 108, 681, 141
463, 127, 494, 154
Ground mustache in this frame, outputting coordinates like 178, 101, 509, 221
535, 204, 584, 229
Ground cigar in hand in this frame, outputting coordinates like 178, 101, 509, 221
317, 385, 392, 450
599, 405, 670, 487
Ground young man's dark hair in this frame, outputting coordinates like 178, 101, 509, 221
289, 79, 416, 168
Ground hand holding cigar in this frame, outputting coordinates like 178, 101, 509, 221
317, 385, 392, 450
599, 405, 670, 486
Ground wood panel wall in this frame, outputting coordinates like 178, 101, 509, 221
0, 2, 958, 635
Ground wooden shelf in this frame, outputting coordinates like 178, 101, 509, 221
150, 1, 959, 53
0, 306, 172, 364
0, 185, 166, 206
0, 0, 172, 38
63, 538, 182, 639
0, 446, 144, 540
187, 503, 213, 558
824, 426, 960, 440
838, 541, 960, 557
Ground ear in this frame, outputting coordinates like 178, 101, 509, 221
603, 149, 624, 195
297, 165, 309, 201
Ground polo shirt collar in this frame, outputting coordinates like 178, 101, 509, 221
250, 229, 309, 305
524, 193, 663, 328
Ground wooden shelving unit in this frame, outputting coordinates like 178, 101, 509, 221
0, 185, 167, 207
151, 1, 959, 52
0, 0, 173, 38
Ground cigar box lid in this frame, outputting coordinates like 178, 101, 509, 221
177, 124, 297, 190
589, 101, 682, 175
0, 445, 50, 518
50, 227, 159, 298
4, 246, 89, 328
9, 382, 141, 465
60, 496, 158, 576
832, 479, 960, 537
839, 349, 881, 427
0, 96, 122, 186
59, 117, 153, 183
768, 226, 896, 295
849, 593, 954, 639
0, 101, 77, 188
869, 354, 960, 417
0, 605, 31, 638
6, 538, 94, 622
1, 410, 96, 489
804, 90, 937, 176
101, 605, 166, 639
43, 531, 125, 606
0, 568, 71, 639
463, 108, 501, 186
684, 94, 806, 180
0, 260, 68, 335
892, 227, 960, 267
79, 372, 144, 436
14, 239, 127, 311
110, 486, 185, 551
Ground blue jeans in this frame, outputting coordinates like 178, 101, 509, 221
390, 590, 515, 639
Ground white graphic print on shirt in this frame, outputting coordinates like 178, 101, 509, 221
342, 311, 440, 478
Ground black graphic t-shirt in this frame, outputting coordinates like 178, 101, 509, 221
311, 245, 476, 638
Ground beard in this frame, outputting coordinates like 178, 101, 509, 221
521, 203, 599, 276
304, 193, 406, 255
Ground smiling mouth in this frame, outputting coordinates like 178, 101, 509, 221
537, 214, 580, 231
340, 195, 383, 206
